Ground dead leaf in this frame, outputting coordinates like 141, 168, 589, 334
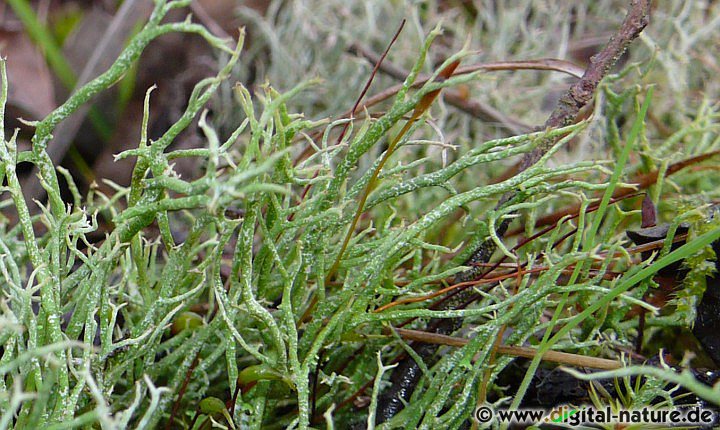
0, 30, 56, 119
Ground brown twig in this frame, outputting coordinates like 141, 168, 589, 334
348, 46, 590, 136
350, 42, 585, 84
507, 150, 720, 236
349, 43, 588, 134
377, 1, 652, 422
333, 323, 623, 419
293, 55, 586, 166
520, 0, 651, 171
459, 0, 653, 279
389, 327, 622, 370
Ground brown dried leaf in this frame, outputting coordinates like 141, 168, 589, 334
0, 30, 56, 119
